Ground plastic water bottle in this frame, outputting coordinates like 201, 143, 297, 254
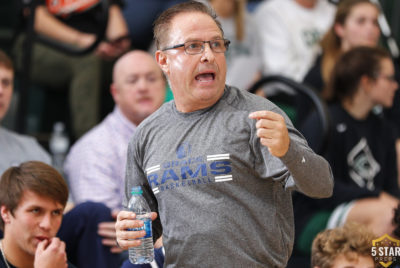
49, 122, 69, 174
128, 186, 154, 264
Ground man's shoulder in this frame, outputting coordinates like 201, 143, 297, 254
135, 102, 171, 130
0, 126, 41, 146
224, 86, 278, 113
127, 102, 174, 148
67, 118, 113, 155
0, 126, 51, 178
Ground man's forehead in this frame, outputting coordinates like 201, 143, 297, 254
114, 52, 160, 79
17, 190, 63, 209
121, 61, 162, 78
168, 12, 223, 41
118, 53, 154, 69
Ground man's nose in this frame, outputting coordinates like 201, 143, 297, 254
200, 43, 215, 63
39, 214, 52, 230
137, 78, 149, 91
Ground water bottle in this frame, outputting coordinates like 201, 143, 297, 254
127, 186, 154, 264
49, 122, 69, 174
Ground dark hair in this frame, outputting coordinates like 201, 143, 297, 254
311, 223, 375, 268
153, 0, 224, 49
0, 49, 13, 71
329, 46, 390, 102
0, 161, 69, 230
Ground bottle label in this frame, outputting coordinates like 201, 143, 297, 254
128, 217, 152, 239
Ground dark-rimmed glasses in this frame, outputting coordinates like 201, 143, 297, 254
376, 74, 397, 83
161, 39, 230, 55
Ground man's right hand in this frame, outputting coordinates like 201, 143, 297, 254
34, 237, 68, 268
115, 211, 157, 250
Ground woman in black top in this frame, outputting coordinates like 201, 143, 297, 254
294, 46, 399, 255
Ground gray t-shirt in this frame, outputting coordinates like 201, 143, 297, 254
124, 86, 333, 268
0, 126, 51, 175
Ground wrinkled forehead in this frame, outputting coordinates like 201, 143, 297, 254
166, 12, 223, 44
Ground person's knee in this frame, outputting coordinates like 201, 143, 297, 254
73, 201, 112, 222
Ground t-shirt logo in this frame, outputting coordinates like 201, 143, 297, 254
176, 142, 191, 159
146, 143, 233, 194
347, 138, 380, 191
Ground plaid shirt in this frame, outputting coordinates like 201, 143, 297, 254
64, 107, 136, 210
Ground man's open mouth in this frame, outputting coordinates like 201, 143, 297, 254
195, 73, 215, 82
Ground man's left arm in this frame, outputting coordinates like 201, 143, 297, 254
249, 110, 333, 198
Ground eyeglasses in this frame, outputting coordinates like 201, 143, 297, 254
376, 74, 397, 83
161, 39, 230, 55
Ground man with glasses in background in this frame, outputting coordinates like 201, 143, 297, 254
115, 1, 333, 267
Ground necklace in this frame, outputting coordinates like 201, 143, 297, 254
0, 240, 11, 268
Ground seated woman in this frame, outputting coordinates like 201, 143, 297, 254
294, 46, 400, 256
303, 0, 381, 99
208, 0, 261, 90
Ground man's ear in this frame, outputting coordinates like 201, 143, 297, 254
360, 75, 373, 93
110, 83, 119, 104
155, 50, 169, 75
0, 205, 12, 224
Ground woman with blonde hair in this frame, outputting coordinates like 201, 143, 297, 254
303, 0, 400, 185
304, 0, 381, 100
208, 0, 261, 89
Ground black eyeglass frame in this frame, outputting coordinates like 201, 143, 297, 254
161, 39, 231, 54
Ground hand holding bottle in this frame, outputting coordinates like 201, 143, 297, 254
115, 210, 158, 250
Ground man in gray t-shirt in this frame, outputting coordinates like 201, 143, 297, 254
0, 50, 51, 174
115, 2, 333, 267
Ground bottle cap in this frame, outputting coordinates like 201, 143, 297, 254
131, 186, 143, 195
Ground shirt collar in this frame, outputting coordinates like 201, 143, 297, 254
113, 106, 136, 134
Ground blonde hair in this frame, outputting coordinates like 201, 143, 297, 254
320, 0, 379, 100
311, 223, 375, 268
234, 0, 246, 41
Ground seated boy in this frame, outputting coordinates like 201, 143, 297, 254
0, 161, 73, 267
311, 223, 375, 268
